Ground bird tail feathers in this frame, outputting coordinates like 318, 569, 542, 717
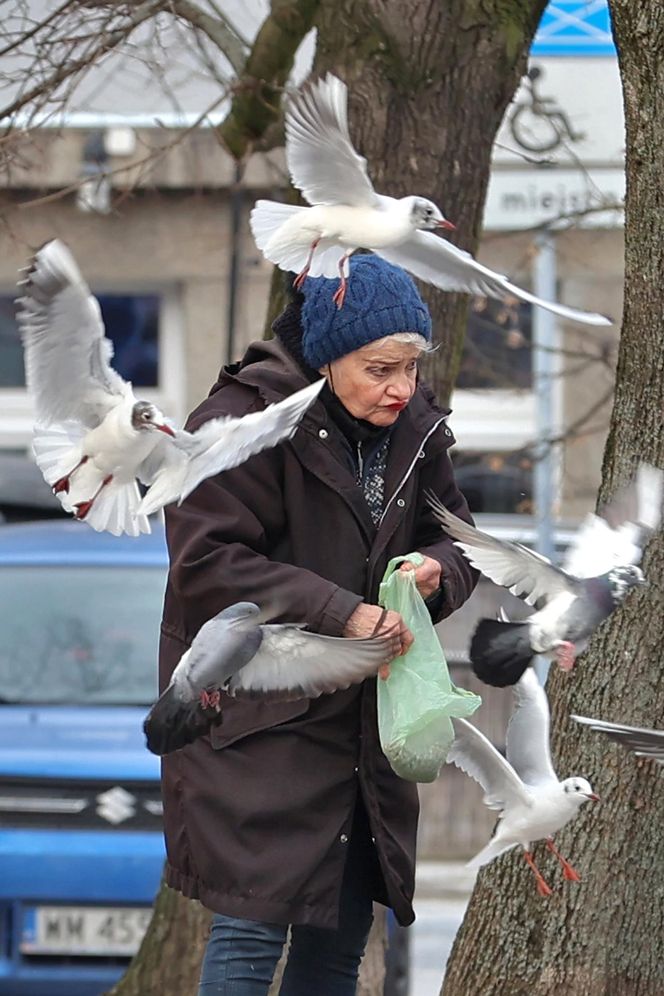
143, 685, 218, 756
250, 200, 341, 278
84, 478, 150, 537
32, 422, 149, 536
467, 838, 516, 870
250, 200, 309, 270
470, 619, 533, 688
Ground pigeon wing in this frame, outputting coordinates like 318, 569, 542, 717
226, 624, 401, 700
505, 669, 558, 786
564, 465, 664, 578
427, 492, 576, 607
447, 718, 532, 811
562, 514, 643, 578
137, 380, 324, 516
17, 240, 132, 428
572, 715, 664, 764
285, 74, 378, 208
378, 230, 611, 327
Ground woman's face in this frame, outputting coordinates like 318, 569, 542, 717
322, 338, 420, 426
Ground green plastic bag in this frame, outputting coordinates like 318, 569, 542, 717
377, 553, 482, 782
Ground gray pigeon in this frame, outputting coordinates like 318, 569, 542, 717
427, 463, 662, 687
144, 602, 401, 755
572, 716, 664, 765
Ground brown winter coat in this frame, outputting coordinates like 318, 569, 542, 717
159, 338, 478, 928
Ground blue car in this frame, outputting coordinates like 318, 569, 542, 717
0, 520, 167, 996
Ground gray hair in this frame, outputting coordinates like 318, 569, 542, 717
368, 332, 436, 353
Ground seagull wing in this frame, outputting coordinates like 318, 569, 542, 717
16, 240, 132, 428
427, 492, 577, 607
505, 669, 558, 786
285, 73, 378, 208
448, 718, 532, 811
137, 380, 324, 516
377, 230, 612, 327
226, 624, 401, 700
572, 715, 664, 764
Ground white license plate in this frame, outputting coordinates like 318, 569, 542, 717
20, 905, 153, 956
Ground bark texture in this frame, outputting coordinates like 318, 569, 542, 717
442, 4, 664, 993
106, 882, 211, 996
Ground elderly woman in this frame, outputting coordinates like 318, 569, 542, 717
159, 254, 478, 995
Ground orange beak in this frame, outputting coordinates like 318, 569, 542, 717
156, 423, 176, 438
436, 219, 456, 231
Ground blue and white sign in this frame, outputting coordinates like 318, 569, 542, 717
532, 1, 615, 57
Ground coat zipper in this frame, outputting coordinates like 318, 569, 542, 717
377, 416, 448, 528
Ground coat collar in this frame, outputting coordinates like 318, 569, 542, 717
213, 340, 455, 547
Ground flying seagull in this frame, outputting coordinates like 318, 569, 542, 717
427, 463, 663, 686
17, 240, 324, 536
572, 716, 664, 765
250, 73, 611, 324
144, 602, 401, 756
449, 668, 599, 895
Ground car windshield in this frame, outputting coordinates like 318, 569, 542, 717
0, 566, 165, 705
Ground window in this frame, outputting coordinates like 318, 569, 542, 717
0, 565, 164, 706
453, 450, 533, 515
456, 295, 533, 390
0, 293, 160, 389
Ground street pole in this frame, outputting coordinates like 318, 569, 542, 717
532, 230, 560, 682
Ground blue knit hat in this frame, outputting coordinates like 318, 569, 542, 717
301, 255, 432, 369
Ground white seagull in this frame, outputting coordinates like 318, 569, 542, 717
250, 73, 611, 325
572, 715, 664, 765
17, 240, 324, 536
449, 668, 599, 896
144, 602, 401, 755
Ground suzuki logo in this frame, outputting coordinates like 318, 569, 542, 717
96, 787, 137, 824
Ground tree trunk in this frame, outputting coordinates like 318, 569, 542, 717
106, 882, 211, 996
312, 0, 548, 403
442, 5, 664, 993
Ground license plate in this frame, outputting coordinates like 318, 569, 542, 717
20, 905, 153, 956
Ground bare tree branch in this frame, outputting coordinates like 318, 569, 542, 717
12, 87, 230, 211
0, 1, 77, 59
161, 0, 247, 74
519, 383, 615, 458
0, 1, 164, 123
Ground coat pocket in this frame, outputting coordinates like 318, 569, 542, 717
208, 695, 310, 750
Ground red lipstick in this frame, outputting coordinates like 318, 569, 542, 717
386, 401, 407, 411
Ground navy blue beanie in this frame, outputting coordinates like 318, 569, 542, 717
301, 255, 432, 369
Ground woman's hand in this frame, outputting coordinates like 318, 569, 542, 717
343, 603, 413, 657
399, 556, 442, 599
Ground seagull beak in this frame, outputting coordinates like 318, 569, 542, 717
156, 423, 176, 437
436, 219, 456, 231
586, 792, 600, 802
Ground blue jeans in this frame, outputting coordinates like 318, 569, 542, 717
198, 806, 378, 995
